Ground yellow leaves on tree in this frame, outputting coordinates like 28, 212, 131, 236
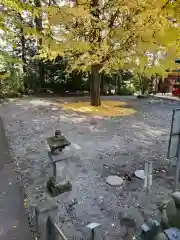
0, 0, 179, 77
40, 0, 179, 76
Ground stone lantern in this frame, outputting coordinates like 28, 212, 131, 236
46, 130, 70, 153
46, 130, 72, 197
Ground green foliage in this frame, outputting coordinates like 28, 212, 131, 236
1, 62, 24, 94
117, 79, 135, 95
118, 85, 134, 96
132, 74, 149, 94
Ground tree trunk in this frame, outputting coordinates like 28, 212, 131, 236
141, 77, 146, 95
139, 75, 144, 95
39, 61, 45, 89
34, 0, 45, 89
18, 12, 28, 94
90, 65, 101, 106
20, 28, 28, 94
117, 74, 122, 94
100, 72, 104, 94
88, 0, 102, 105
20, 29, 26, 70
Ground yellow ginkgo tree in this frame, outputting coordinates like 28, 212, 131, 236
39, 0, 180, 105
1, 0, 180, 104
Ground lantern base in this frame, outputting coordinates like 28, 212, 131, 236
47, 177, 72, 197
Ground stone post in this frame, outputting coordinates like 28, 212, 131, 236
35, 200, 58, 240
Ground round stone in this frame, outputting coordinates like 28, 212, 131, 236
106, 175, 123, 186
134, 170, 145, 179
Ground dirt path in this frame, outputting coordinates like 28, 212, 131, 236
0, 96, 180, 239
0, 118, 32, 240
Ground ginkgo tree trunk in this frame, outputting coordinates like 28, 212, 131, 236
89, 0, 102, 106
90, 64, 101, 106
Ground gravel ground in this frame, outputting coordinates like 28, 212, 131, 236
0, 95, 180, 240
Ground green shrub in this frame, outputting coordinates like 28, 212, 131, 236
118, 82, 135, 95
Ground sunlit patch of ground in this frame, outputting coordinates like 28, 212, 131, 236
61, 101, 136, 117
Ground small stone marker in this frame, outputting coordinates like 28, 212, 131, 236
106, 175, 123, 186
144, 162, 152, 190
86, 222, 101, 230
134, 170, 145, 180
86, 222, 101, 240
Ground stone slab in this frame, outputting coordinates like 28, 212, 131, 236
106, 175, 123, 186
35, 199, 58, 213
48, 151, 72, 163
134, 170, 145, 179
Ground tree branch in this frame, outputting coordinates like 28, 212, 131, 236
162, 0, 171, 9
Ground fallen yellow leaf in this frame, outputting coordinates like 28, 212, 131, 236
61, 101, 136, 117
